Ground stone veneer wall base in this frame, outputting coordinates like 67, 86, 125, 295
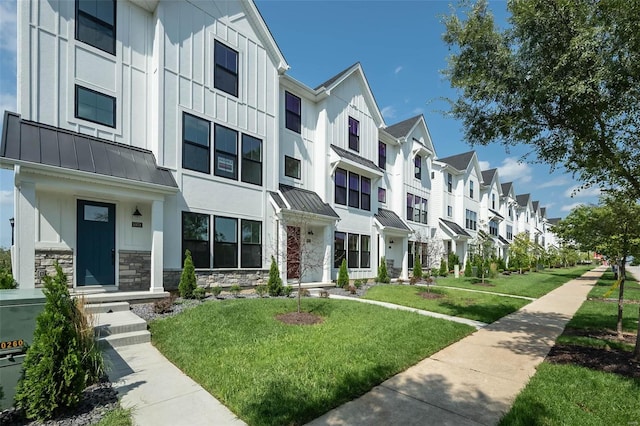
163, 269, 268, 291
119, 250, 151, 291
35, 248, 74, 287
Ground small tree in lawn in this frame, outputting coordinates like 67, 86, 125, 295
179, 249, 197, 299
377, 257, 390, 283
464, 258, 473, 277
439, 259, 448, 277
412, 253, 423, 283
267, 256, 283, 296
337, 259, 349, 288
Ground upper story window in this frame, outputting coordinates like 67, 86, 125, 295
489, 220, 498, 236
378, 141, 386, 169
492, 193, 496, 209
465, 209, 477, 231
526, 212, 529, 222
447, 173, 453, 192
507, 225, 513, 240
348, 117, 359, 152
414, 155, 422, 179
214, 41, 238, 97
241, 134, 262, 186
361, 177, 371, 211
284, 156, 301, 179
285, 92, 301, 133
76, 0, 116, 55
469, 180, 474, 199
407, 193, 427, 224
335, 168, 347, 205
182, 113, 210, 174
378, 187, 386, 204
348, 172, 360, 208
75, 85, 116, 128
447, 205, 453, 217
508, 206, 513, 219
214, 124, 238, 180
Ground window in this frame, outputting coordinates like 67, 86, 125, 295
406, 193, 413, 221
76, 0, 116, 55
414, 155, 422, 179
469, 181, 474, 199
361, 235, 371, 268
421, 198, 428, 224
507, 225, 513, 240
348, 117, 359, 151
214, 124, 238, 180
75, 85, 116, 128
348, 234, 359, 268
284, 156, 301, 179
241, 220, 261, 268
182, 113, 210, 174
348, 172, 360, 208
285, 92, 301, 133
508, 207, 513, 219
413, 196, 421, 222
447, 173, 453, 193
489, 220, 498, 236
241, 134, 262, 186
378, 141, 386, 169
214, 40, 238, 97
407, 193, 428, 224
214, 216, 237, 268
335, 168, 347, 205
447, 205, 453, 217
526, 212, 529, 222
492, 193, 496, 209
182, 212, 210, 268
361, 177, 371, 211
465, 209, 477, 231
378, 187, 386, 204
334, 232, 346, 268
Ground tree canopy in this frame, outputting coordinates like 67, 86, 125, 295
443, 0, 640, 198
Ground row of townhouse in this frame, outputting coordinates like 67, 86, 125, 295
1, 0, 560, 292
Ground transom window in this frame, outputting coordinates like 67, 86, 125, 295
414, 155, 422, 179
284, 156, 301, 179
182, 212, 210, 268
214, 124, 238, 180
465, 209, 477, 231
241, 134, 262, 186
348, 117, 359, 152
285, 92, 301, 133
183, 113, 210, 174
76, 0, 116, 55
378, 141, 386, 169
75, 85, 116, 128
214, 41, 238, 97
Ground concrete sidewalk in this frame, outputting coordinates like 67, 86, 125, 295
307, 267, 606, 426
105, 343, 246, 426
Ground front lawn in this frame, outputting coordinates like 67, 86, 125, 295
150, 298, 473, 426
435, 265, 592, 298
587, 271, 640, 300
362, 285, 529, 323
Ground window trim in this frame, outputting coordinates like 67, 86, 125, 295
335, 168, 347, 205
74, 85, 117, 128
213, 216, 238, 268
284, 155, 301, 179
75, 0, 117, 55
182, 211, 210, 269
285, 91, 302, 133
214, 40, 239, 97
414, 155, 422, 180
241, 134, 262, 186
348, 117, 360, 152
378, 141, 386, 169
214, 123, 238, 180
182, 112, 211, 174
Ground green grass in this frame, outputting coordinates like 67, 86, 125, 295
435, 265, 592, 298
499, 363, 640, 425
588, 271, 640, 300
150, 298, 473, 426
362, 285, 529, 323
95, 407, 133, 426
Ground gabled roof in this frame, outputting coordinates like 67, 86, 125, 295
439, 218, 471, 238
516, 193, 531, 207
1, 111, 177, 189
437, 151, 475, 171
501, 182, 513, 196
244, 0, 289, 73
374, 208, 411, 231
276, 184, 339, 218
540, 207, 547, 218
314, 62, 358, 91
330, 145, 382, 173
481, 168, 497, 185
532, 201, 540, 213
548, 218, 561, 226
383, 115, 422, 138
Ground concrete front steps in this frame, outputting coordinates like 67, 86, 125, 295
85, 301, 151, 348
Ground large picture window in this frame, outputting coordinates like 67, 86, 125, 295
334, 232, 346, 268
182, 212, 210, 268
183, 113, 210, 174
214, 216, 238, 268
214, 124, 238, 180
241, 220, 262, 268
76, 0, 116, 55
348, 117, 359, 152
335, 168, 347, 205
75, 85, 116, 128
348, 172, 360, 208
214, 40, 238, 97
285, 92, 301, 133
241, 134, 262, 186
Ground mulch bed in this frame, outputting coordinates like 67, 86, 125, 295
420, 291, 445, 300
547, 344, 639, 379
275, 312, 324, 325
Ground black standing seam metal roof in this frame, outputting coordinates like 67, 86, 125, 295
437, 151, 475, 171
501, 182, 513, 195
532, 200, 540, 212
330, 145, 382, 173
1, 111, 177, 188
481, 168, 497, 184
498, 236, 510, 245
489, 209, 505, 220
269, 191, 286, 209
439, 218, 471, 238
383, 115, 422, 138
540, 207, 546, 218
374, 208, 411, 231
516, 194, 531, 207
278, 184, 339, 218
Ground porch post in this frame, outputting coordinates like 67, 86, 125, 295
15, 177, 36, 288
322, 225, 332, 283
401, 236, 409, 280
150, 199, 165, 293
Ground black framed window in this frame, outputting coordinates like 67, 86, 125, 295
241, 220, 262, 268
507, 225, 513, 240
421, 198, 428, 224
285, 92, 301, 133
182, 113, 210, 174
408, 241, 414, 269
414, 155, 422, 179
508, 207, 513, 219
214, 124, 238, 180
348, 233, 359, 268
284, 156, 301, 179
378, 187, 386, 204
489, 220, 498, 236
214, 40, 238, 97
334, 232, 346, 268
241, 134, 262, 186
348, 172, 360, 208
335, 168, 347, 205
361, 235, 370, 268
348, 117, 359, 152
447, 173, 453, 192
413, 195, 422, 222
492, 193, 496, 209
75, 85, 116, 128
214, 216, 237, 268
406, 193, 413, 221
447, 205, 453, 217
361, 177, 371, 211
378, 141, 386, 169
469, 181, 474, 199
182, 212, 210, 268
465, 209, 477, 231
76, 0, 116, 55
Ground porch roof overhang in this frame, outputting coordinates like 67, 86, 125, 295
269, 185, 340, 223
374, 208, 411, 236
329, 144, 384, 178
488, 209, 504, 222
498, 236, 511, 246
439, 218, 472, 240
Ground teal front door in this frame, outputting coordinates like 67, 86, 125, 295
77, 200, 116, 286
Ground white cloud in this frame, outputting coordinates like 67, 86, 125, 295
561, 202, 584, 212
539, 176, 571, 189
0, 1, 17, 55
497, 157, 532, 184
381, 105, 396, 120
394, 66, 403, 75
478, 160, 491, 170
564, 185, 601, 198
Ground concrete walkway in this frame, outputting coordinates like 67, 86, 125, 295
307, 267, 606, 426
105, 343, 246, 426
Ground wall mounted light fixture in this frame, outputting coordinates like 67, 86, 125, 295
307, 230, 314, 236
133, 207, 142, 217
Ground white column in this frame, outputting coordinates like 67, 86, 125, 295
16, 178, 36, 288
322, 225, 332, 283
401, 236, 409, 280
150, 199, 165, 293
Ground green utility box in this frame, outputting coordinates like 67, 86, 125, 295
0, 289, 46, 410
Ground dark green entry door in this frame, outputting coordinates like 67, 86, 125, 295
77, 200, 116, 286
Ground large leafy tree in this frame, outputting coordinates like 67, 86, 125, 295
443, 0, 640, 198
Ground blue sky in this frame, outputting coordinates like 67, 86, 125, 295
0, 0, 599, 248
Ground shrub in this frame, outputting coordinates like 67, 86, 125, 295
255, 284, 267, 298
210, 285, 222, 298
229, 284, 242, 297
337, 259, 349, 288
448, 252, 460, 270
283, 285, 293, 297
193, 286, 207, 300
154, 296, 175, 314
15, 264, 87, 421
377, 257, 390, 283
438, 259, 448, 277
353, 279, 363, 289
412, 254, 423, 279
489, 263, 499, 279
464, 258, 473, 277
179, 250, 197, 299
0, 268, 16, 289
267, 256, 283, 296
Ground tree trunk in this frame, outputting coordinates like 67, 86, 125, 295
616, 260, 626, 339
297, 278, 301, 314
634, 304, 640, 361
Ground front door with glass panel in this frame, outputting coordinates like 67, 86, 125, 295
77, 200, 116, 286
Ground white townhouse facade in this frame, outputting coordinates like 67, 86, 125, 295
515, 194, 534, 238
480, 168, 508, 261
